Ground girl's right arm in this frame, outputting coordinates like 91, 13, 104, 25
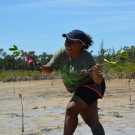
41, 65, 53, 74
35, 62, 53, 74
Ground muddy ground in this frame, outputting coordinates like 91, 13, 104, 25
0, 79, 135, 135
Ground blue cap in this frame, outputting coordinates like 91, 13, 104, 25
62, 30, 88, 46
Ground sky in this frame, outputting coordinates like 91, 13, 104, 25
0, 0, 135, 56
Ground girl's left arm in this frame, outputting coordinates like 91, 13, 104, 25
92, 64, 103, 84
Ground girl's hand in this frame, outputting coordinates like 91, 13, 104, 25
35, 62, 42, 72
92, 64, 103, 84
92, 64, 102, 73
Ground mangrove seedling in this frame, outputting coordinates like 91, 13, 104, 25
126, 79, 132, 102
19, 94, 24, 132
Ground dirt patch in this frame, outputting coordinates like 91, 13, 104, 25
0, 79, 135, 135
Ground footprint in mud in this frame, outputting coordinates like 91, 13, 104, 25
128, 106, 135, 109
24, 127, 56, 135
98, 108, 104, 111
108, 111, 123, 118
128, 103, 135, 109
119, 105, 126, 108
41, 128, 53, 132
6, 113, 21, 117
27, 127, 63, 135
5, 113, 30, 118
32, 106, 39, 109
41, 106, 47, 109
98, 114, 105, 119
40, 126, 63, 133
32, 106, 47, 109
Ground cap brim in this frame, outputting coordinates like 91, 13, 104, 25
62, 33, 74, 40
62, 33, 86, 46
62, 34, 67, 37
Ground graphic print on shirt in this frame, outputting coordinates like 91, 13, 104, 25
61, 65, 79, 84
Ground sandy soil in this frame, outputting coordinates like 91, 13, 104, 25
0, 79, 135, 135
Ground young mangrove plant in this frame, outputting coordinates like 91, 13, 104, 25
9, 45, 34, 65
126, 79, 132, 102
19, 94, 24, 132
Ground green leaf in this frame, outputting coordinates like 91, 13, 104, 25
9, 48, 17, 51
104, 59, 116, 65
127, 79, 130, 84
13, 45, 18, 50
9, 45, 18, 51
109, 62, 117, 65
13, 51, 20, 56
120, 54, 128, 59
19, 94, 22, 98
120, 49, 124, 54
119, 49, 128, 60
104, 59, 109, 63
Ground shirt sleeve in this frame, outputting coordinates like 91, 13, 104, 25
47, 47, 64, 71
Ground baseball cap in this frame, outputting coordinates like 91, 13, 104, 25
62, 30, 88, 46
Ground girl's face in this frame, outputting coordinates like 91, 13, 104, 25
65, 38, 83, 59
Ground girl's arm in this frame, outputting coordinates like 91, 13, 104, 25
41, 65, 53, 74
35, 62, 53, 74
92, 64, 103, 84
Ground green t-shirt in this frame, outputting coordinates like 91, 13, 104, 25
47, 46, 99, 93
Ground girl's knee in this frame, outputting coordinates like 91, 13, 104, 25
65, 106, 78, 117
66, 107, 73, 115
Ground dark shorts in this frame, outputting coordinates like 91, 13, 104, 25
74, 79, 106, 106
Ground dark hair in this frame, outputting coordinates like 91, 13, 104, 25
62, 30, 94, 50
81, 34, 93, 50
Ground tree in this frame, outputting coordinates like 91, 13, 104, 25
97, 40, 106, 63
0, 49, 7, 58
3, 55, 16, 70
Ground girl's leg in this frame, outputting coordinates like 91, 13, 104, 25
80, 102, 105, 135
63, 95, 88, 135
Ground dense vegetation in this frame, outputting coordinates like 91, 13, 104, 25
94, 43, 135, 79
0, 43, 135, 82
0, 50, 53, 70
